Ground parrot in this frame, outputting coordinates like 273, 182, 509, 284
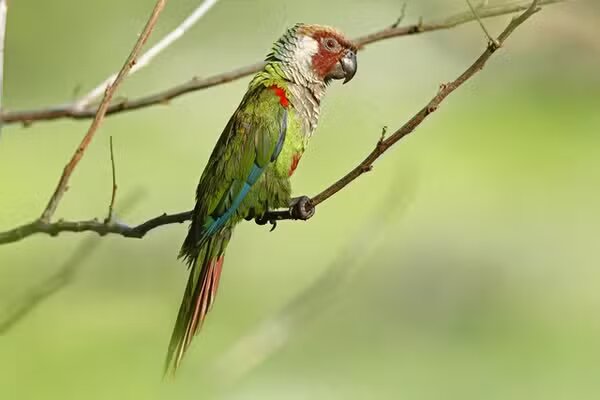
165, 23, 358, 374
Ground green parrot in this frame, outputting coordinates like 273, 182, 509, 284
165, 23, 357, 374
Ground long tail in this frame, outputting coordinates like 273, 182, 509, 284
164, 228, 231, 375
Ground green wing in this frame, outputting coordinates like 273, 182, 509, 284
180, 85, 287, 263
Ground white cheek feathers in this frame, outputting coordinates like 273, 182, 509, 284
296, 35, 319, 58
293, 35, 319, 81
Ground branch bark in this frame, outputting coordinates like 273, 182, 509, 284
0, 0, 562, 126
39, 0, 167, 222
0, 0, 543, 246
0, 210, 191, 245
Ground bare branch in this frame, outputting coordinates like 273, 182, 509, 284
106, 136, 118, 222
466, 0, 501, 48
0, 0, 546, 246
353, 0, 552, 47
39, 0, 168, 222
390, 3, 408, 29
73, 0, 219, 111
0, 210, 192, 245
0, 0, 563, 126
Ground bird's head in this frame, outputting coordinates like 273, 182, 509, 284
268, 23, 358, 86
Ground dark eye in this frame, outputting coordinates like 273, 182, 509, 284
323, 38, 339, 51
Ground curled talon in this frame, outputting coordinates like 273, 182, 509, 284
254, 215, 277, 231
269, 220, 277, 232
289, 196, 315, 220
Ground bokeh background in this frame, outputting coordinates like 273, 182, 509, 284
1, 0, 599, 399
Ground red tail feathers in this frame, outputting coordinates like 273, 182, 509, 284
188, 255, 224, 337
165, 253, 226, 376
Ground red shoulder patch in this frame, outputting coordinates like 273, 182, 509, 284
269, 85, 289, 108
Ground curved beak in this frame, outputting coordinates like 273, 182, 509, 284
341, 50, 357, 84
326, 50, 358, 84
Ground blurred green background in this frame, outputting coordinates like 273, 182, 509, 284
1, 0, 599, 399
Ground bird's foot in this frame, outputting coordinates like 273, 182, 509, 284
252, 196, 315, 231
255, 215, 278, 231
289, 196, 315, 221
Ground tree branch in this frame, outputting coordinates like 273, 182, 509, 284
39, 0, 167, 222
0, 0, 562, 126
106, 136, 118, 222
72, 0, 219, 111
0, 0, 544, 246
466, 0, 501, 47
0, 210, 192, 245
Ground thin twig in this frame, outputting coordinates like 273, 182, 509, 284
0, 0, 544, 246
39, 0, 167, 222
390, 3, 408, 29
0, 0, 7, 137
0, 0, 563, 126
106, 136, 118, 222
73, 0, 219, 111
466, 0, 501, 48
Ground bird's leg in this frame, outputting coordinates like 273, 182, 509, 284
288, 195, 315, 221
